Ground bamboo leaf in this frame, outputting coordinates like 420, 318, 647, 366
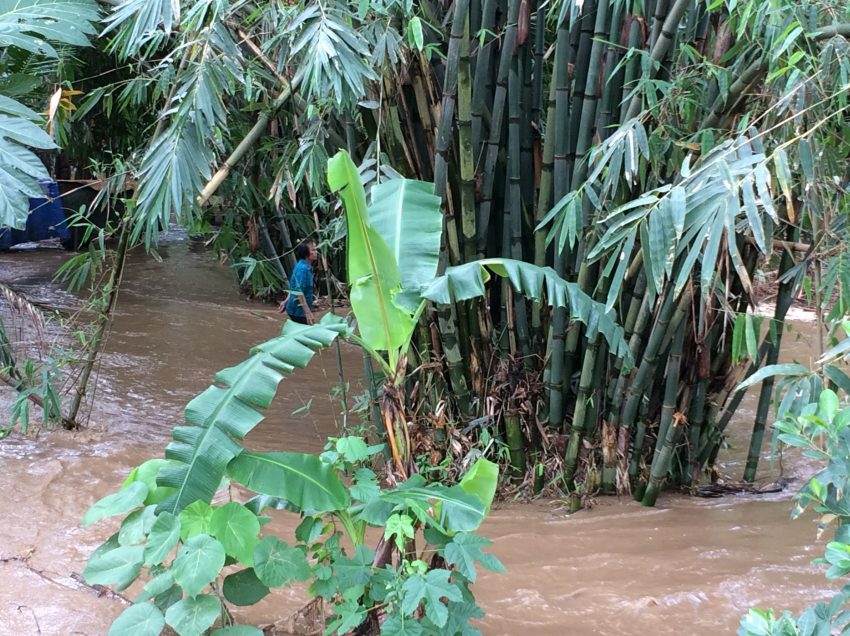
744, 314, 758, 361
825, 365, 850, 395
700, 211, 725, 297
732, 313, 745, 364
741, 176, 766, 252
734, 364, 810, 392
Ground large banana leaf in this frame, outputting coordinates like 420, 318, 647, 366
156, 314, 350, 515
421, 258, 632, 366
328, 150, 414, 356
0, 0, 99, 229
227, 451, 350, 513
368, 178, 443, 313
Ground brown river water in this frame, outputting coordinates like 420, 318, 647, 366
0, 237, 834, 635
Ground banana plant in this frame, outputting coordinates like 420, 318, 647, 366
82, 312, 503, 636
327, 149, 631, 475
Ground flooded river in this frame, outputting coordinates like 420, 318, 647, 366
0, 239, 833, 635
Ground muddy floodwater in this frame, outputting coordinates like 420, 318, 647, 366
0, 238, 833, 635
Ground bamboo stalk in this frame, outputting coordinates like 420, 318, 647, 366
563, 327, 601, 484
641, 320, 686, 506
197, 88, 293, 206
743, 242, 796, 482
505, 411, 526, 477
701, 56, 768, 130
476, 0, 522, 258
624, 0, 691, 121
507, 38, 531, 359
67, 220, 131, 426
457, 16, 477, 263
470, 0, 499, 152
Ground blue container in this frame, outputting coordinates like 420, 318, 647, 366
0, 179, 70, 250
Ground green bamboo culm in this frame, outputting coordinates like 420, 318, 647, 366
641, 320, 687, 507
743, 243, 797, 482
505, 411, 527, 478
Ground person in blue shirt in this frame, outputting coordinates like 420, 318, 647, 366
278, 240, 317, 324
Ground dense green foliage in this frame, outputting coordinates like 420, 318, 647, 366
7, 0, 850, 506
83, 313, 503, 635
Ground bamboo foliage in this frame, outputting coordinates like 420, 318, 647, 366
62, 0, 850, 505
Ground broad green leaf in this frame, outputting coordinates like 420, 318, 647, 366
380, 614, 424, 636
368, 177, 442, 312
165, 594, 221, 636
171, 534, 226, 597
209, 502, 260, 565
333, 544, 375, 589
156, 314, 349, 516
385, 513, 415, 550
328, 150, 415, 353
336, 436, 370, 463
253, 536, 312, 587
382, 484, 486, 533
227, 451, 350, 513
108, 603, 165, 636
422, 258, 631, 366
83, 544, 144, 590
122, 459, 177, 506
734, 364, 810, 392
83, 482, 148, 527
350, 468, 381, 502
119, 505, 157, 546
211, 627, 264, 636
222, 568, 269, 606
136, 571, 174, 603
459, 458, 498, 514
819, 390, 839, 423
144, 512, 181, 565
443, 533, 506, 582
179, 500, 214, 540
401, 569, 462, 628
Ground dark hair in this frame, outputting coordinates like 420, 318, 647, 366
294, 240, 314, 261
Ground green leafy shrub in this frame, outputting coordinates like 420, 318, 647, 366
738, 389, 850, 635
83, 315, 503, 636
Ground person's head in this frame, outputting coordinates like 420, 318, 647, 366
295, 240, 317, 264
